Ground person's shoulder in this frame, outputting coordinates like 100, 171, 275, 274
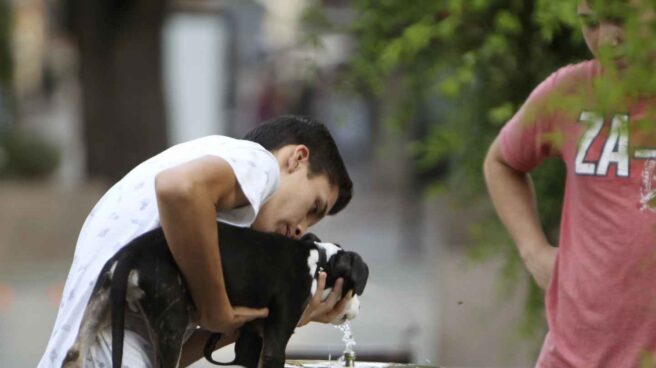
188, 135, 269, 154
192, 135, 259, 148
554, 59, 598, 74
200, 135, 278, 168
523, 60, 599, 105
152, 135, 276, 172
547, 59, 599, 90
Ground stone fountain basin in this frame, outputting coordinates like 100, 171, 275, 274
286, 360, 438, 368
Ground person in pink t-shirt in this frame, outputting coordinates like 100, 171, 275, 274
484, 1, 656, 367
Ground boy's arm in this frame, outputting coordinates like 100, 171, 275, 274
483, 137, 557, 289
155, 155, 268, 333
179, 329, 238, 367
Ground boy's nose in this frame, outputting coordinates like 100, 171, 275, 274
598, 22, 624, 48
293, 223, 306, 240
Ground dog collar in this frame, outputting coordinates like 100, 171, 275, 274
315, 246, 328, 279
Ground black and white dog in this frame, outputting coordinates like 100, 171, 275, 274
61, 222, 369, 368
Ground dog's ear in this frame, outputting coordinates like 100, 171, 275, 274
348, 252, 369, 295
300, 232, 322, 244
327, 251, 369, 297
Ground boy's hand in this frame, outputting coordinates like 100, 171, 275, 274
196, 305, 269, 334
297, 272, 353, 327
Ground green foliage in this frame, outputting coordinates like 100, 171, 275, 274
305, 0, 589, 346
639, 350, 656, 368
0, 129, 61, 179
306, 0, 656, 350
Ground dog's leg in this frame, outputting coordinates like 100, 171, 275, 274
258, 327, 293, 368
258, 304, 298, 368
61, 282, 111, 368
135, 268, 190, 368
231, 323, 263, 368
148, 298, 189, 368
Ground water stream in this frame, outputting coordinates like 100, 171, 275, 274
284, 321, 435, 368
334, 321, 356, 367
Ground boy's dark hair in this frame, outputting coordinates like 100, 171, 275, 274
244, 115, 353, 215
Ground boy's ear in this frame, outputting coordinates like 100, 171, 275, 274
287, 145, 310, 172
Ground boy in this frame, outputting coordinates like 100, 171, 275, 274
484, 1, 656, 366
39, 115, 354, 367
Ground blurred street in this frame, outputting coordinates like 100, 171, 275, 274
0, 1, 547, 367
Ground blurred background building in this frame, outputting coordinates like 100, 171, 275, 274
0, 0, 539, 366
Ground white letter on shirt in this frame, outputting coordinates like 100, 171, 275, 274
575, 111, 604, 175
596, 114, 629, 177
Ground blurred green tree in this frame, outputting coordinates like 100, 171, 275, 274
305, 0, 595, 343
306, 0, 656, 346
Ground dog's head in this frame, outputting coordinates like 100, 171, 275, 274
301, 233, 370, 325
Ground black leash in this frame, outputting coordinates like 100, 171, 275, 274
203, 332, 229, 365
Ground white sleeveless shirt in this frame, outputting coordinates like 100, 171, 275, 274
38, 135, 280, 367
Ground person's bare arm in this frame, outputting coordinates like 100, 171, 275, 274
179, 329, 238, 367
483, 137, 557, 289
155, 155, 268, 332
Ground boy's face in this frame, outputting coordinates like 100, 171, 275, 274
251, 145, 339, 239
578, 0, 627, 67
578, 0, 655, 69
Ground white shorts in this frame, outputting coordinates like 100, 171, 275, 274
87, 327, 154, 368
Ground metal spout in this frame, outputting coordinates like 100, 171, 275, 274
343, 351, 356, 367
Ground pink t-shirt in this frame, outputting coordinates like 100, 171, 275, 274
500, 60, 656, 367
